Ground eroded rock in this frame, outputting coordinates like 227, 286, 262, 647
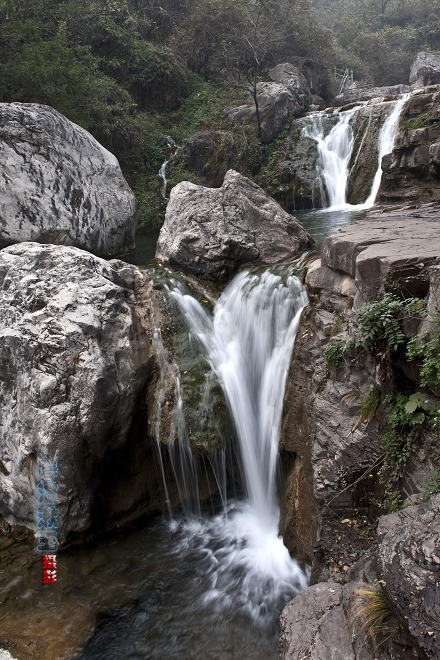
0, 243, 158, 543
155, 169, 313, 281
376, 495, 440, 659
0, 103, 136, 257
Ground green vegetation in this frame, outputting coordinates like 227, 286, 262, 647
407, 315, 440, 389
356, 294, 425, 353
324, 340, 345, 369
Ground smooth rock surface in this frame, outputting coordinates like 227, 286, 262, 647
155, 169, 313, 280
0, 243, 154, 542
376, 495, 440, 659
410, 51, 440, 89
321, 209, 440, 305
0, 103, 136, 257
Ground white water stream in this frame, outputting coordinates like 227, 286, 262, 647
158, 136, 177, 199
303, 93, 410, 210
167, 267, 309, 627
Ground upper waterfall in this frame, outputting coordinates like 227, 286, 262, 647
302, 105, 361, 209
302, 94, 410, 210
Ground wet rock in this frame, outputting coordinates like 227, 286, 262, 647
376, 495, 440, 659
155, 169, 313, 281
0, 103, 136, 257
410, 52, 440, 89
321, 208, 440, 305
0, 243, 159, 543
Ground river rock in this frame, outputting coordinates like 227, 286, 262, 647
321, 208, 440, 306
0, 243, 159, 543
410, 51, 440, 89
155, 169, 313, 280
0, 103, 136, 257
376, 495, 440, 659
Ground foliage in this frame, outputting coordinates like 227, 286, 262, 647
407, 316, 440, 389
356, 294, 425, 353
351, 587, 394, 647
324, 340, 345, 369
379, 392, 438, 511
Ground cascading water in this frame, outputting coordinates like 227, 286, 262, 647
362, 93, 411, 208
303, 94, 410, 210
302, 105, 361, 208
158, 136, 177, 199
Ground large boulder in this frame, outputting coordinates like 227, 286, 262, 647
225, 64, 314, 143
155, 169, 314, 280
410, 51, 440, 89
376, 495, 440, 659
0, 103, 136, 257
0, 243, 158, 543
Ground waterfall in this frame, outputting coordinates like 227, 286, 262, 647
161, 266, 308, 626
158, 136, 177, 199
302, 105, 361, 208
303, 94, 410, 210
361, 93, 410, 208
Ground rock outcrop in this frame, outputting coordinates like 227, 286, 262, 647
0, 103, 136, 257
376, 496, 440, 660
155, 169, 314, 281
321, 207, 440, 305
225, 63, 314, 143
0, 243, 159, 543
336, 84, 410, 105
378, 86, 440, 205
410, 52, 440, 89
280, 203, 440, 659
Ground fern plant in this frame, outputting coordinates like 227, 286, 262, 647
356, 294, 425, 352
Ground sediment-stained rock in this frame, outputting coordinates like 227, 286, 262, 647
155, 169, 313, 281
0, 103, 136, 257
0, 243, 157, 542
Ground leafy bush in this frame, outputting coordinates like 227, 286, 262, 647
407, 315, 440, 390
357, 294, 425, 353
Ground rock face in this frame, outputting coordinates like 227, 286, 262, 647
321, 208, 440, 306
0, 103, 136, 257
280, 203, 440, 659
280, 582, 378, 660
378, 86, 440, 205
410, 52, 440, 89
155, 169, 314, 280
0, 243, 160, 543
376, 496, 440, 660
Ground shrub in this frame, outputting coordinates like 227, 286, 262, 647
324, 340, 345, 369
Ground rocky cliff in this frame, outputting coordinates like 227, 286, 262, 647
280, 204, 440, 659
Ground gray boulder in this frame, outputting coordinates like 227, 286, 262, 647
410, 51, 440, 89
0, 243, 155, 543
155, 169, 314, 280
0, 103, 136, 257
268, 63, 311, 105
376, 495, 440, 659
280, 582, 380, 660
